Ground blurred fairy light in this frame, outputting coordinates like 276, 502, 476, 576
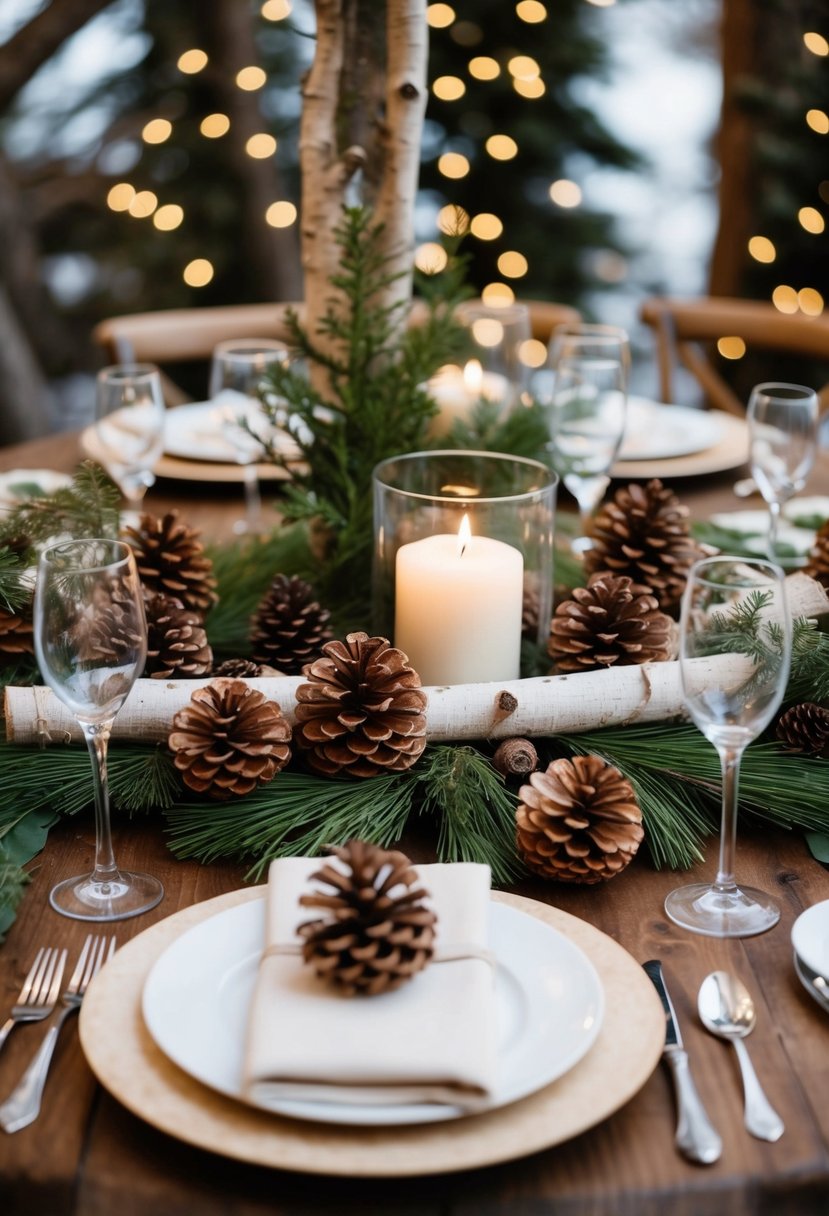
549, 179, 582, 207
748, 235, 776, 262
472, 317, 504, 345
415, 242, 449, 273
470, 213, 503, 239
265, 201, 297, 227
261, 0, 292, 20
201, 114, 230, 138
716, 336, 746, 360
177, 49, 207, 74
153, 204, 184, 231
799, 287, 824, 316
128, 190, 158, 218
481, 282, 515, 306
437, 152, 470, 179
486, 134, 518, 160
513, 77, 545, 98
804, 32, 829, 56
183, 259, 214, 287
106, 183, 135, 211
236, 66, 267, 91
246, 133, 277, 158
427, 3, 455, 28
468, 57, 500, 81
142, 118, 172, 145
519, 338, 547, 368
806, 109, 829, 134
498, 251, 528, 277
585, 0, 616, 7
798, 206, 825, 234
438, 204, 469, 235
772, 285, 799, 314
508, 55, 540, 81
516, 2, 547, 23
433, 76, 466, 101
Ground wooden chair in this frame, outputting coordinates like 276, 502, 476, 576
640, 296, 829, 416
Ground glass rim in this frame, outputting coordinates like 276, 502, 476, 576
551, 322, 629, 341
684, 553, 786, 589
98, 363, 160, 382
39, 537, 133, 574
372, 449, 558, 505
456, 300, 531, 323
212, 338, 289, 358
749, 380, 817, 401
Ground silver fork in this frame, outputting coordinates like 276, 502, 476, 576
0, 947, 67, 1056
0, 934, 115, 1133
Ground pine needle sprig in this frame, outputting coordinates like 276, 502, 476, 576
0, 548, 32, 614
0, 461, 120, 548
786, 619, 829, 704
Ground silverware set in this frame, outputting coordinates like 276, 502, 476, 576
0, 934, 115, 1133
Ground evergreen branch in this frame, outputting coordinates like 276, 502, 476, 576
0, 549, 32, 614
0, 462, 120, 548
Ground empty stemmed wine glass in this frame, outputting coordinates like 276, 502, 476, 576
543, 324, 629, 553
209, 339, 289, 535
34, 538, 164, 921
95, 364, 165, 513
665, 556, 791, 938
747, 381, 818, 565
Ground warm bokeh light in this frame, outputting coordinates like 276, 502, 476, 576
486, 134, 518, 160
585, 0, 616, 6
427, 3, 455, 27
772, 284, 799, 314
183, 258, 214, 287
513, 77, 546, 98
471, 317, 505, 346
516, 1, 547, 23
246, 133, 277, 158
593, 250, 628, 283
106, 182, 135, 212
200, 113, 231, 138
481, 282, 515, 306
549, 179, 582, 207
508, 55, 540, 81
804, 31, 829, 56
799, 287, 825, 316
265, 200, 297, 227
498, 250, 529, 277
437, 152, 470, 179
519, 338, 547, 368
433, 75, 466, 101
153, 204, 184, 231
262, 0, 292, 19
128, 190, 158, 218
142, 118, 172, 145
236, 66, 267, 91
438, 204, 470, 235
415, 242, 449, 273
748, 234, 776, 263
468, 56, 500, 80
717, 336, 746, 360
798, 206, 825, 233
177, 49, 207, 74
470, 212, 503, 239
806, 109, 829, 134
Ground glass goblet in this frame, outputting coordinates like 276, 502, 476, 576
34, 538, 164, 921
665, 556, 792, 938
747, 381, 818, 565
95, 364, 165, 513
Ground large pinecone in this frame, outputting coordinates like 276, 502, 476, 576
516, 755, 644, 884
294, 633, 428, 778
0, 603, 33, 663
804, 520, 829, 589
776, 702, 829, 755
584, 479, 701, 611
250, 574, 332, 674
548, 572, 673, 673
77, 581, 145, 666
124, 511, 218, 615
145, 594, 212, 679
297, 840, 437, 996
168, 678, 292, 799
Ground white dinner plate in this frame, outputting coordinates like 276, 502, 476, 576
142, 896, 604, 1127
618, 397, 723, 461
163, 394, 302, 463
791, 899, 829, 978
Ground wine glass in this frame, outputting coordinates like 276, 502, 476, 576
543, 324, 629, 553
747, 381, 818, 564
456, 300, 533, 410
95, 364, 165, 513
664, 555, 791, 938
209, 339, 289, 535
34, 538, 164, 921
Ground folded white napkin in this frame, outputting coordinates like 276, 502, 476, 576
242, 856, 496, 1112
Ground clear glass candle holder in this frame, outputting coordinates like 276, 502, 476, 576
372, 451, 557, 685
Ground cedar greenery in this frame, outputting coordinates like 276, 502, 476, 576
0, 461, 120, 550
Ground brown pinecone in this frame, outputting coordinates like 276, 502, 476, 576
77, 581, 145, 666
804, 520, 829, 589
584, 479, 702, 611
776, 702, 829, 755
548, 572, 673, 673
516, 755, 644, 884
493, 737, 539, 777
297, 840, 437, 996
124, 511, 218, 615
145, 594, 213, 679
212, 657, 265, 678
0, 602, 34, 663
168, 677, 292, 799
250, 574, 333, 674
294, 632, 428, 778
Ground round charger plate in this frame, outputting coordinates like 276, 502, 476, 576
79, 886, 664, 1178
80, 426, 289, 485
791, 898, 829, 977
611, 410, 748, 480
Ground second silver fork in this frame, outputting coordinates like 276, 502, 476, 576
0, 934, 115, 1133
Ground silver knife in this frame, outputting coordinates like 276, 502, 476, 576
643, 959, 723, 1165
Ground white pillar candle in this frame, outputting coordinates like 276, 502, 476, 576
394, 518, 524, 685
427, 360, 511, 436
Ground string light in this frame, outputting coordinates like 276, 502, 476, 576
142, 118, 172, 145
128, 190, 158, 218
153, 204, 184, 231
481, 282, 515, 306
806, 109, 829, 134
549, 179, 582, 207
717, 336, 746, 360
772, 285, 799, 314
265, 201, 297, 227
470, 213, 503, 239
261, 0, 292, 19
427, 3, 455, 27
438, 204, 469, 235
437, 152, 470, 179
201, 114, 230, 138
513, 77, 546, 98
799, 287, 824, 316
498, 251, 529, 277
519, 338, 547, 368
415, 242, 449, 273
486, 134, 518, 160
106, 183, 135, 211
804, 32, 829, 56
468, 57, 500, 80
748, 235, 776, 262
508, 55, 540, 81
183, 258, 214, 287
472, 317, 504, 345
236, 66, 267, 91
433, 76, 466, 101
246, 133, 277, 158
516, 2, 547, 23
798, 206, 825, 234
177, 49, 207, 74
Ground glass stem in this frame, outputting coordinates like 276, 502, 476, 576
81, 720, 120, 887
714, 744, 743, 893
243, 463, 262, 530
767, 500, 781, 561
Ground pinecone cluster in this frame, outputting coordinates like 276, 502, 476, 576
145, 594, 212, 679
124, 511, 218, 615
804, 520, 829, 589
168, 678, 292, 799
516, 755, 644, 884
294, 632, 427, 778
297, 840, 437, 996
251, 574, 332, 674
585, 479, 701, 611
776, 702, 829, 755
548, 572, 673, 673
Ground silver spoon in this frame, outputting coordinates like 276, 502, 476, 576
698, 971, 784, 1142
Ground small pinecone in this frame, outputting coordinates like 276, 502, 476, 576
124, 511, 218, 615
297, 840, 437, 996
168, 678, 292, 799
212, 657, 265, 678
584, 479, 701, 611
548, 572, 673, 673
493, 737, 539, 778
0, 603, 34, 663
516, 755, 644, 884
250, 574, 333, 674
294, 632, 427, 778
145, 594, 213, 679
804, 520, 829, 589
776, 702, 829, 755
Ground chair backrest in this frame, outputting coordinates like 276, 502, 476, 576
640, 296, 829, 415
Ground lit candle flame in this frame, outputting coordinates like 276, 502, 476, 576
457, 514, 472, 558
463, 358, 483, 394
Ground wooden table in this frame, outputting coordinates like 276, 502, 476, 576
2, 432, 829, 1216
